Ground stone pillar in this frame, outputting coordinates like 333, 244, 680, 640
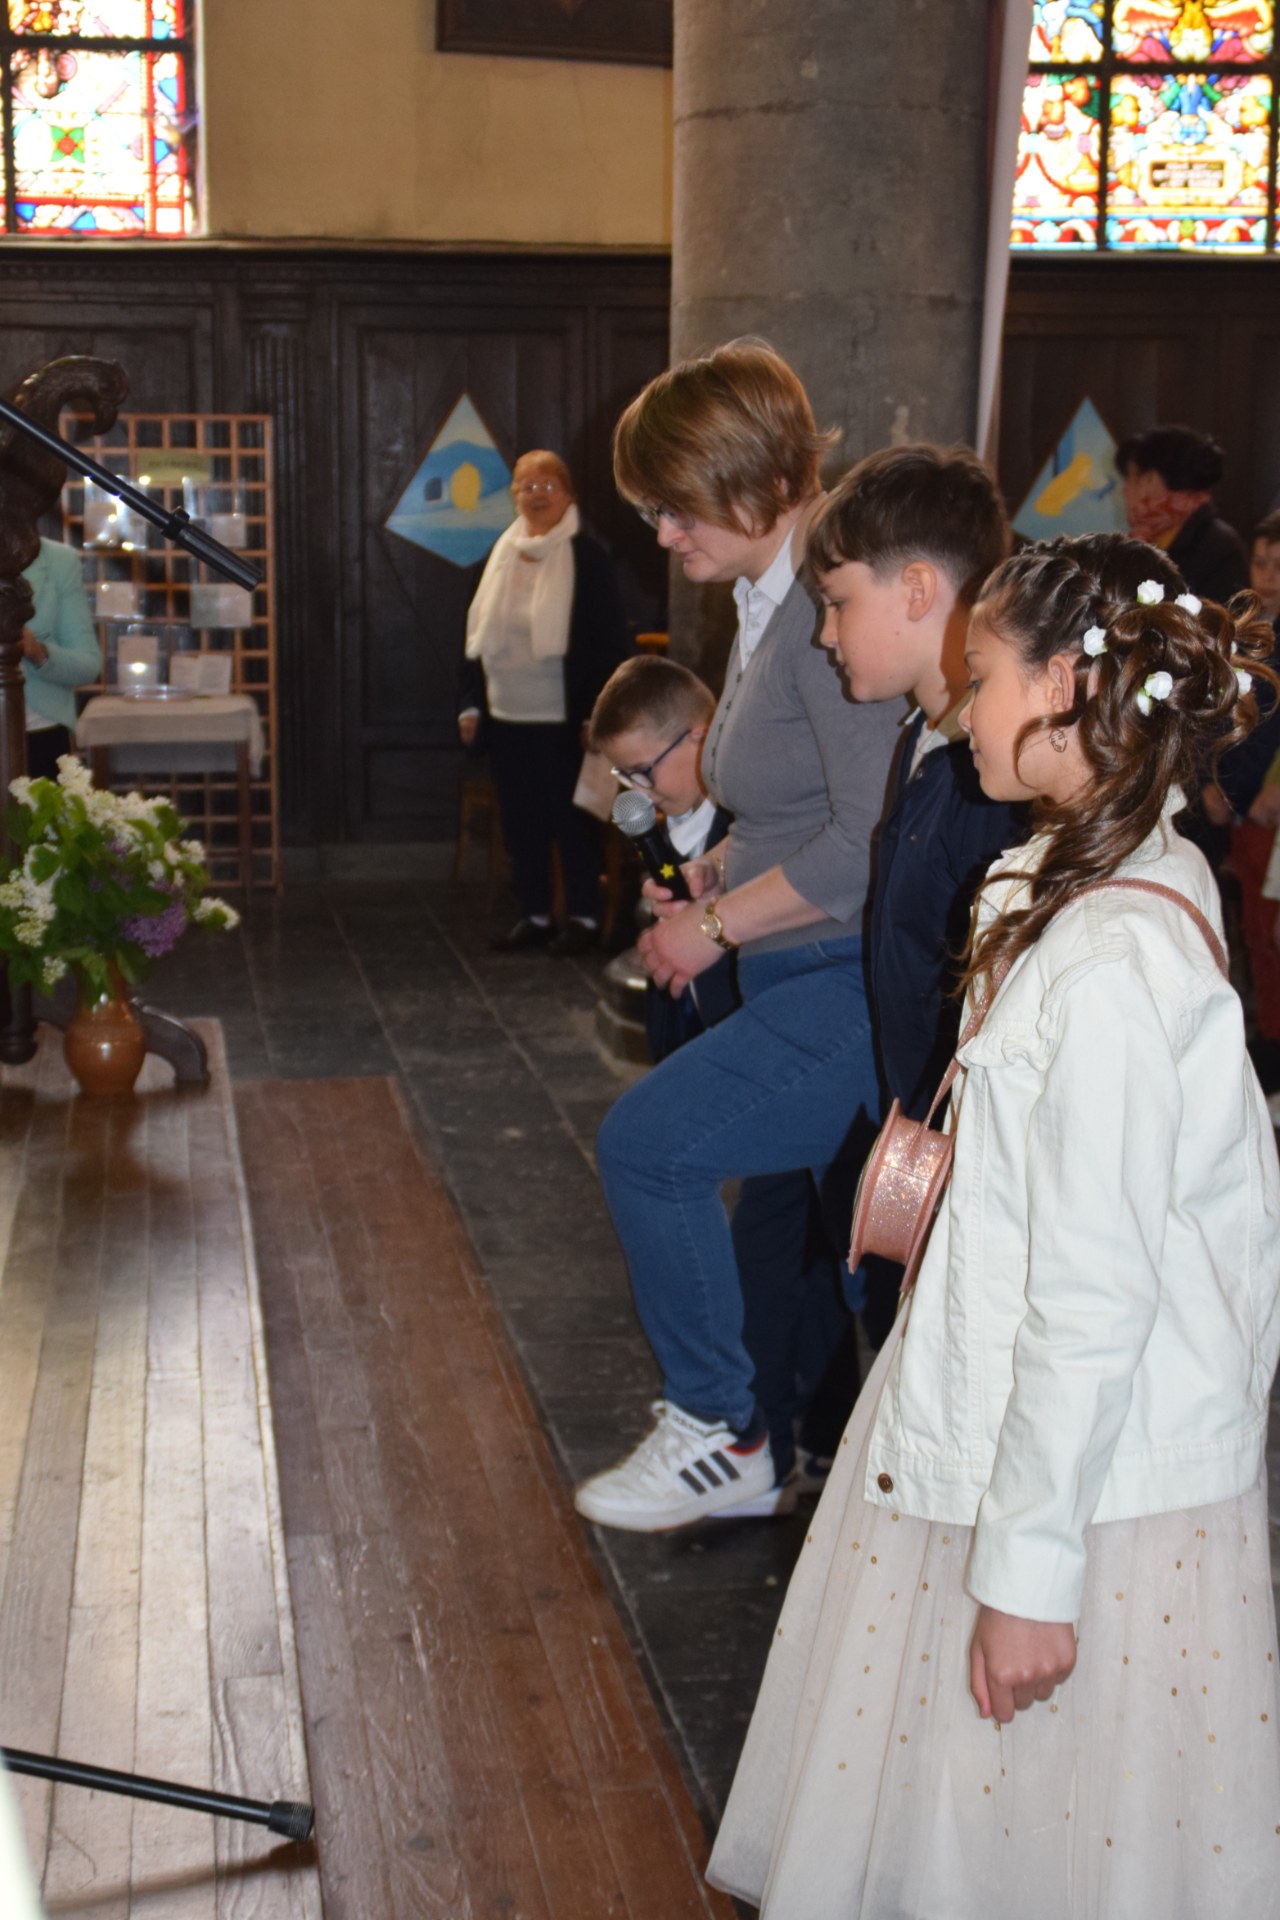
669, 0, 996, 674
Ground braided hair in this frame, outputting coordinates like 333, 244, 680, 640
960, 532, 1275, 995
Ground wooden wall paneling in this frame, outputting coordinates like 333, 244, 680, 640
1228, 314, 1280, 522
0, 311, 213, 415
999, 312, 1203, 526
1001, 260, 1280, 542
585, 305, 671, 634
338, 303, 578, 841
243, 305, 340, 846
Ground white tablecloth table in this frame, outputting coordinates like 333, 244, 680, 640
76, 693, 263, 884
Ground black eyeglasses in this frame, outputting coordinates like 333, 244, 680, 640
610, 728, 692, 790
635, 503, 696, 533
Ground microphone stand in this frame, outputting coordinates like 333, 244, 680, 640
0, 395, 262, 593
0, 360, 314, 1847
1, 1748, 314, 1843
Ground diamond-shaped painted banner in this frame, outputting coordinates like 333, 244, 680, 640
385, 394, 514, 568
1013, 397, 1128, 543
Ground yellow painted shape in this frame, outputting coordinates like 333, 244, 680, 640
450, 462, 482, 513
1036, 450, 1095, 517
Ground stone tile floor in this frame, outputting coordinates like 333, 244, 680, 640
149, 861, 1280, 1821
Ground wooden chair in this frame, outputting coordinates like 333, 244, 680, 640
453, 772, 509, 904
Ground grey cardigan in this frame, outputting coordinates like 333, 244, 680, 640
702, 575, 902, 958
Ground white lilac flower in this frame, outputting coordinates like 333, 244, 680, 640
1082, 626, 1108, 657
41, 955, 66, 989
85, 790, 119, 830
55, 755, 93, 796
1175, 592, 1202, 616
194, 896, 240, 930
8, 775, 34, 808
119, 790, 164, 821
1236, 668, 1253, 698
1136, 581, 1165, 606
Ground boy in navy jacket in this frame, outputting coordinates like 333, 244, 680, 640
806, 445, 1021, 1335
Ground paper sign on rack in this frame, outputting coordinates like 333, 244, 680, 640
170, 651, 233, 696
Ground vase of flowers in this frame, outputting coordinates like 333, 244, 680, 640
0, 755, 240, 1095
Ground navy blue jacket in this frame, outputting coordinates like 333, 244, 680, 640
870, 716, 1027, 1121
643, 807, 737, 1062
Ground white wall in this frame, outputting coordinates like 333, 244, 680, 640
200, 0, 672, 247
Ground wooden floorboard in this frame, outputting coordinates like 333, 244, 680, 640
0, 1028, 320, 1920
236, 1073, 734, 1920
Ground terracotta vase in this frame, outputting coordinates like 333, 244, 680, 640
63, 979, 147, 1096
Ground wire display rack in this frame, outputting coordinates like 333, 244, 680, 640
59, 411, 279, 891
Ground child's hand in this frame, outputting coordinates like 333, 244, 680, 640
681, 855, 723, 902
969, 1604, 1076, 1724
641, 855, 721, 920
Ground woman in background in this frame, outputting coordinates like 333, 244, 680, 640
458, 450, 628, 956
19, 537, 100, 778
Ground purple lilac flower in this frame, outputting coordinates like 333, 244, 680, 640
121, 900, 188, 958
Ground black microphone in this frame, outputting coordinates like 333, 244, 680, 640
611, 789, 692, 900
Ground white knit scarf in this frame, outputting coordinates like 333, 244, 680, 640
464, 502, 579, 664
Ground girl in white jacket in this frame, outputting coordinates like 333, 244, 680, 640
709, 532, 1280, 1919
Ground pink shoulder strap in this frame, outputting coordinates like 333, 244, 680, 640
921, 875, 1228, 1127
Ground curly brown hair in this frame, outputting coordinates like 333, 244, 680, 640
960, 531, 1276, 996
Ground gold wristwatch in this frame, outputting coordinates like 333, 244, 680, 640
700, 901, 738, 952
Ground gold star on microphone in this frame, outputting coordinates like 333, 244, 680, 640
660, 863, 676, 879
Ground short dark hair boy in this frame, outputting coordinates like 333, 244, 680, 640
809, 443, 1020, 1128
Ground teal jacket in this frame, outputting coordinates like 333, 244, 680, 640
21, 538, 101, 729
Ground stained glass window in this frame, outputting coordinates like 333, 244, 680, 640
0, 1, 196, 237
1017, 3, 1280, 253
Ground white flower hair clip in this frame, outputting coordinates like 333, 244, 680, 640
1081, 625, 1108, 657
1136, 580, 1165, 606
1236, 667, 1253, 698
1175, 592, 1202, 616
1135, 669, 1174, 717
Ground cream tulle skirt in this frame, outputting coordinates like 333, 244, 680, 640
708, 1326, 1280, 1919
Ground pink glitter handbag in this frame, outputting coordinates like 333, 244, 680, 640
848, 878, 1228, 1295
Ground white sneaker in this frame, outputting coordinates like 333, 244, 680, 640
708, 1468, 798, 1520
574, 1400, 778, 1532
707, 1449, 833, 1521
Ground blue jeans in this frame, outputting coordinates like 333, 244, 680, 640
595, 936, 880, 1435
732, 1167, 859, 1475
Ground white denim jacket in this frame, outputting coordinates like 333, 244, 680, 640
865, 799, 1280, 1623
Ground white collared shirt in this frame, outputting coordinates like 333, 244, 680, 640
904, 696, 970, 782
731, 529, 796, 672
666, 795, 719, 859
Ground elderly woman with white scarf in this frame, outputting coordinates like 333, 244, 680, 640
458, 450, 629, 955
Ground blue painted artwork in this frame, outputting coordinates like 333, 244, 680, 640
1012, 398, 1128, 543
385, 394, 513, 567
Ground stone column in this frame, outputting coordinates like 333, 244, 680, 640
669, 0, 997, 674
